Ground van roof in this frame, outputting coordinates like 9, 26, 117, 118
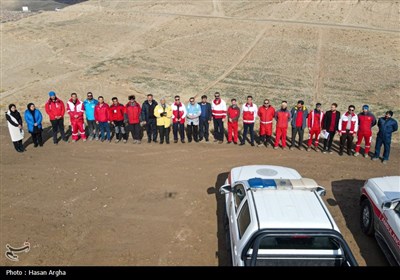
230, 165, 302, 183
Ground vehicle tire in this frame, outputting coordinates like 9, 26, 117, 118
360, 199, 375, 236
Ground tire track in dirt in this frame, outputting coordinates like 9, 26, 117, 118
195, 25, 270, 98
212, 0, 225, 17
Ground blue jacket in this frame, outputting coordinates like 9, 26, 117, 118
377, 117, 398, 141
198, 102, 212, 121
24, 109, 43, 133
83, 99, 99, 121
290, 106, 308, 129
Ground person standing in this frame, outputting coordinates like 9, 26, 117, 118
6, 104, 25, 153
257, 99, 275, 147
338, 105, 358, 156
372, 111, 398, 164
83, 92, 99, 140
141, 94, 158, 143
67, 93, 87, 143
307, 103, 324, 152
186, 97, 202, 143
273, 101, 291, 150
154, 97, 172, 144
125, 95, 142, 144
198, 95, 212, 142
171, 95, 187, 143
109, 97, 127, 143
45, 91, 67, 144
94, 96, 111, 142
211, 92, 227, 144
24, 103, 43, 148
322, 103, 340, 154
240, 95, 258, 146
354, 105, 376, 157
227, 99, 240, 144
290, 100, 308, 150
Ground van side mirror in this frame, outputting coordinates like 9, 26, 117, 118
382, 201, 394, 210
316, 186, 326, 197
219, 184, 232, 195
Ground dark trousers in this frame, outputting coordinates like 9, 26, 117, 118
323, 131, 336, 151
158, 126, 170, 144
374, 136, 391, 160
199, 118, 209, 140
50, 118, 66, 143
127, 123, 141, 140
213, 118, 224, 141
173, 122, 185, 141
291, 126, 305, 147
146, 118, 157, 141
86, 119, 97, 138
339, 131, 354, 153
187, 124, 199, 142
113, 120, 127, 140
31, 131, 43, 146
98, 122, 111, 140
242, 123, 255, 144
13, 140, 23, 152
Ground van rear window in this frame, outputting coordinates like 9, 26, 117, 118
258, 236, 340, 250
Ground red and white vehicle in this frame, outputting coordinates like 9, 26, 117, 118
360, 176, 400, 266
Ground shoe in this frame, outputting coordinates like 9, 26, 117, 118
115, 139, 120, 143
371, 157, 379, 161
147, 139, 151, 143
34, 144, 38, 148
239, 143, 245, 146
227, 141, 232, 144
83, 139, 87, 142
322, 150, 327, 154
213, 139, 218, 142
153, 140, 158, 143
72, 140, 77, 143
347, 152, 352, 156
314, 147, 320, 152
339, 151, 343, 156
251, 143, 255, 147
174, 140, 178, 143
137, 140, 141, 144
218, 141, 223, 144
160, 141, 164, 144
166, 141, 170, 144
205, 139, 209, 142
282, 147, 287, 150
306, 147, 311, 152
364, 154, 369, 158
188, 140, 192, 143
54, 142, 58, 145
62, 138, 68, 142
382, 160, 388, 164
123, 139, 127, 144
233, 142, 238, 145
257, 143, 264, 147
181, 140, 185, 143
17, 149, 24, 153
88, 136, 93, 141
328, 150, 333, 154
299, 147, 304, 151
107, 140, 111, 143
273, 146, 278, 150
133, 140, 137, 144
95, 137, 99, 141
354, 152, 359, 157
101, 138, 105, 142
289, 147, 294, 151
39, 144, 43, 147
199, 137, 203, 142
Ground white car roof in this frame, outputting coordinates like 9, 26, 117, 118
252, 189, 335, 230
230, 165, 302, 183
369, 176, 400, 201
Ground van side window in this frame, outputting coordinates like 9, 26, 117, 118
394, 202, 400, 216
234, 184, 246, 211
237, 200, 251, 239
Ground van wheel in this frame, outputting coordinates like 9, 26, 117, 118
360, 199, 375, 236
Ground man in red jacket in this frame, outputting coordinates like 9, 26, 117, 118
66, 92, 86, 142
94, 96, 111, 142
125, 95, 142, 144
307, 103, 324, 152
354, 105, 376, 157
109, 97, 127, 143
45, 91, 67, 144
227, 99, 240, 144
273, 101, 292, 149
258, 99, 275, 147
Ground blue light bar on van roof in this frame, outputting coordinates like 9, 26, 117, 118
248, 178, 277, 189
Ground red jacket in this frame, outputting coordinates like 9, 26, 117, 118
94, 103, 110, 122
258, 105, 275, 124
338, 112, 358, 134
274, 109, 291, 128
109, 103, 125, 122
45, 98, 65, 120
308, 110, 324, 130
227, 106, 240, 123
66, 98, 85, 122
125, 102, 142, 124
211, 99, 227, 119
357, 112, 376, 133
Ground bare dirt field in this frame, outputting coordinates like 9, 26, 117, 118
0, 126, 399, 266
1, 0, 399, 266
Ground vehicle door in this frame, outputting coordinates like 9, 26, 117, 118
382, 201, 400, 264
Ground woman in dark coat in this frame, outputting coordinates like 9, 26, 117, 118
5, 104, 25, 152
24, 103, 43, 147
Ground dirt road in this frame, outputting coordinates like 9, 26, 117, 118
0, 127, 398, 265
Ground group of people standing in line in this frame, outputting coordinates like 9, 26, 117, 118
5, 91, 398, 163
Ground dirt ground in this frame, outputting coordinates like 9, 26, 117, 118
0, 126, 398, 266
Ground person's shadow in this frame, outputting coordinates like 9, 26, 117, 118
23, 125, 71, 148
207, 172, 231, 266
330, 179, 388, 266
